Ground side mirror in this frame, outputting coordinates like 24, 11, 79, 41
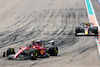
52, 42, 55, 45
3, 52, 5, 57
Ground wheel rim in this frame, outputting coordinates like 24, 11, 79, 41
33, 51, 36, 59
54, 46, 58, 55
11, 48, 13, 53
33, 51, 38, 59
35, 51, 38, 57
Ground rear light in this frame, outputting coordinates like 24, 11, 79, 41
33, 46, 35, 48
40, 50, 45, 55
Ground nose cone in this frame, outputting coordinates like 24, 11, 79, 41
85, 31, 88, 34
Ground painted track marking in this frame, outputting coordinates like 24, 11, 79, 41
85, 0, 100, 56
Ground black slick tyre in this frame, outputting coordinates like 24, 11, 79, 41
7, 48, 15, 56
49, 46, 58, 56
30, 49, 38, 60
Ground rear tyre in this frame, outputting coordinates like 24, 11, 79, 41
7, 48, 15, 56
91, 27, 98, 35
95, 31, 98, 36
30, 49, 38, 60
49, 46, 58, 56
75, 27, 81, 33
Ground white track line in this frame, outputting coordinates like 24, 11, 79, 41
89, 0, 100, 56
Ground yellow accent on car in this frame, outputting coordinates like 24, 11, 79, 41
19, 50, 23, 52
54, 46, 58, 54
11, 48, 13, 53
85, 31, 88, 34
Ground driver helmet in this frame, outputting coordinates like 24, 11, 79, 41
87, 23, 90, 26
85, 23, 88, 25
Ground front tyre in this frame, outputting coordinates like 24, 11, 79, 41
30, 49, 38, 60
7, 48, 15, 56
49, 46, 58, 56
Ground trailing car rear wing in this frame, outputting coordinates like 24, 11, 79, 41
48, 40, 55, 45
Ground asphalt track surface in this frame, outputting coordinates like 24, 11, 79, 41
91, 0, 100, 25
0, 0, 100, 67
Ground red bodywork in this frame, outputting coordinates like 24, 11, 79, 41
14, 43, 46, 58
14, 47, 30, 58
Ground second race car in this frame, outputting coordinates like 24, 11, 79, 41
75, 23, 98, 36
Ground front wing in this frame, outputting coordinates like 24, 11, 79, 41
75, 33, 98, 36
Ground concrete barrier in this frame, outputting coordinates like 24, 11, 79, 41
97, 0, 100, 5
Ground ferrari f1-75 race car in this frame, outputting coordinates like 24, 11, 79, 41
75, 23, 98, 36
3, 40, 58, 60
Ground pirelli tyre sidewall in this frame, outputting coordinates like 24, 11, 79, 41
7, 48, 15, 56
29, 49, 38, 60
49, 46, 58, 56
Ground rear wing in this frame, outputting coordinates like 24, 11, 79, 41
42, 40, 55, 45
80, 23, 94, 26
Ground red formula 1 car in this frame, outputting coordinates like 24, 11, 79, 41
3, 40, 58, 60
75, 23, 98, 36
